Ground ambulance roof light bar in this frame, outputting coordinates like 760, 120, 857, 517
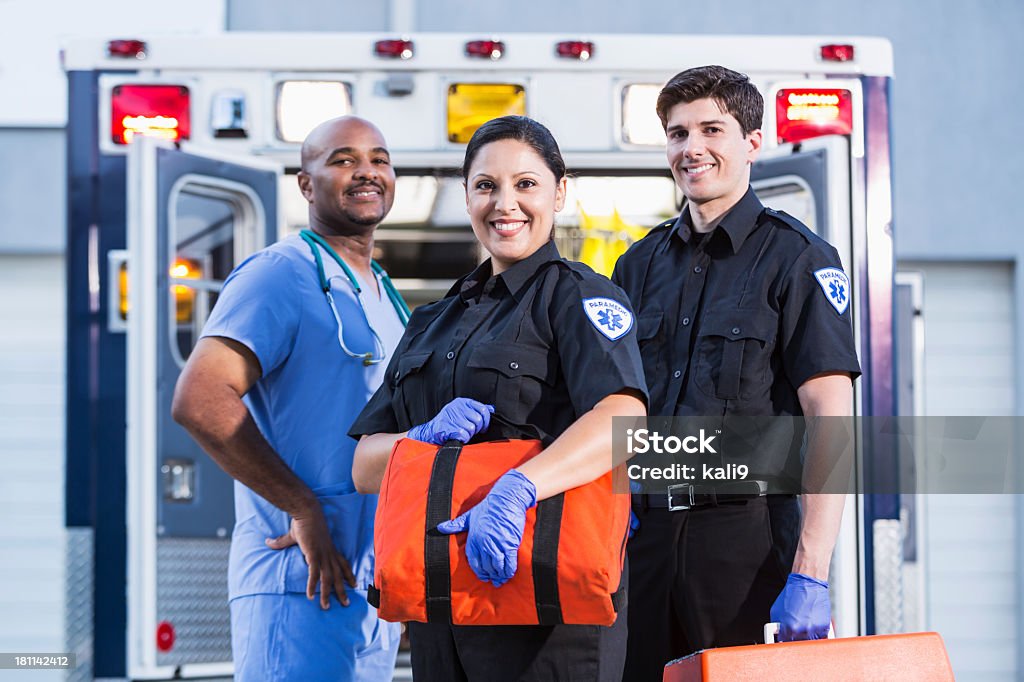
465, 40, 505, 60
107, 39, 147, 59
820, 43, 855, 62
556, 40, 594, 61
374, 39, 414, 60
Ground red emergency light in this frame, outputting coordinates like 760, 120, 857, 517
556, 40, 594, 61
107, 39, 147, 59
374, 39, 414, 59
156, 621, 175, 652
775, 88, 853, 145
465, 40, 505, 60
111, 84, 191, 145
820, 43, 855, 62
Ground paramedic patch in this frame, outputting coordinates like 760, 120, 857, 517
814, 267, 851, 315
582, 297, 634, 341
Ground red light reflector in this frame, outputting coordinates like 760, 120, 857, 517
776, 88, 853, 144
107, 39, 147, 59
820, 43, 855, 62
465, 40, 505, 60
374, 39, 414, 60
556, 41, 594, 61
156, 621, 175, 652
111, 84, 191, 145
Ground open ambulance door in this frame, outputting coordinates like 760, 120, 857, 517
750, 135, 865, 639
125, 137, 278, 679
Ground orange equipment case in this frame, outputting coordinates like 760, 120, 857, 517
663, 631, 954, 681
369, 438, 631, 626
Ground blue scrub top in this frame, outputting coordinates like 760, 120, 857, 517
201, 233, 405, 599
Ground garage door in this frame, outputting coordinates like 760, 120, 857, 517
0, 254, 66, 682
900, 261, 1017, 681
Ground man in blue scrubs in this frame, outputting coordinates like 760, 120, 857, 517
173, 116, 405, 680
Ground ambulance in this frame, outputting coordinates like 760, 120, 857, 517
61, 32, 897, 680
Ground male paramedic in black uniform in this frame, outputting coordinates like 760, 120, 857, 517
613, 66, 861, 680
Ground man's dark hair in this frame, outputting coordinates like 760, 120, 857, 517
656, 65, 763, 136
462, 115, 566, 181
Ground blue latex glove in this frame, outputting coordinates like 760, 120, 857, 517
770, 573, 831, 641
437, 470, 537, 587
407, 398, 494, 445
628, 480, 641, 538
628, 510, 640, 538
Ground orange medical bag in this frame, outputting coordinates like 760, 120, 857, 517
662, 631, 955, 681
367, 438, 630, 626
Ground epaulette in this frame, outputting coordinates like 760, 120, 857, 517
555, 258, 590, 281
761, 208, 817, 244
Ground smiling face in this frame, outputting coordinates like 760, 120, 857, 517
665, 97, 762, 220
297, 117, 396, 235
465, 138, 567, 275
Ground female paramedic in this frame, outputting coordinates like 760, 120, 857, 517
349, 115, 648, 681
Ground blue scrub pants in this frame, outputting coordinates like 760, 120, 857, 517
230, 589, 400, 681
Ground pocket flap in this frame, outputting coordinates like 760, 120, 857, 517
698, 308, 777, 343
467, 343, 556, 384
392, 350, 432, 384
637, 311, 664, 340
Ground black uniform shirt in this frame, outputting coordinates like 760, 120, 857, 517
351, 240, 648, 445
612, 187, 861, 418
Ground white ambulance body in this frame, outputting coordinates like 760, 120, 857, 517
61, 33, 896, 680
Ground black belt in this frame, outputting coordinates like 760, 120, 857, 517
635, 481, 768, 511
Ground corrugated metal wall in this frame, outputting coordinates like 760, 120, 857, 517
903, 261, 1017, 681
0, 255, 65, 682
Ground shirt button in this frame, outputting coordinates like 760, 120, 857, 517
731, 327, 741, 335
394, 370, 399, 379
673, 370, 682, 378
682, 317, 690, 326
693, 266, 702, 273
509, 361, 519, 370
446, 351, 455, 360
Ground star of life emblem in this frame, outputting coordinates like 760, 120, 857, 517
814, 267, 851, 315
582, 297, 634, 341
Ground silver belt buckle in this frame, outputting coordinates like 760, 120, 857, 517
667, 483, 695, 511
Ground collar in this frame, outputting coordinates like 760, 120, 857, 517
459, 240, 562, 303
667, 186, 764, 255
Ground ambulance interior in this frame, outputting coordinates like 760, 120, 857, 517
272, 171, 816, 308
167, 168, 820, 364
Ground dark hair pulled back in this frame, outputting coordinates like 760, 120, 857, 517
461, 116, 566, 181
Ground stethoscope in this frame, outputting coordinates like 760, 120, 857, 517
300, 229, 411, 366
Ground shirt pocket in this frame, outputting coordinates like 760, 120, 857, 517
390, 350, 433, 427
694, 308, 778, 402
466, 342, 556, 425
636, 311, 666, 407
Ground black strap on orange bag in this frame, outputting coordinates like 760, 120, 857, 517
420, 438, 569, 625
533, 492, 564, 625
424, 440, 461, 623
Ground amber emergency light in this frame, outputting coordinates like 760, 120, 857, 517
118, 259, 199, 322
447, 83, 526, 144
170, 259, 200, 325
